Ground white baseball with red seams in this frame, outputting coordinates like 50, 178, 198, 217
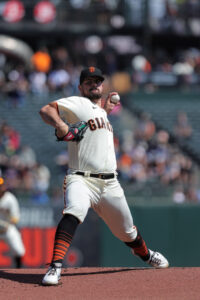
111, 94, 120, 104
56, 95, 137, 241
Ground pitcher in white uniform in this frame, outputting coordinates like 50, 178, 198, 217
0, 177, 25, 268
40, 67, 169, 286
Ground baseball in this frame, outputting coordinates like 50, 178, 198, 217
110, 93, 120, 104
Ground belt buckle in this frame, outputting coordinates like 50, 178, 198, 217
101, 174, 106, 179
84, 171, 91, 177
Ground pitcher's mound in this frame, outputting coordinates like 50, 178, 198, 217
0, 267, 199, 300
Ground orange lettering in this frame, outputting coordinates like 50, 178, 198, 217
22, 228, 43, 267
88, 119, 97, 131
45, 228, 56, 264
95, 118, 101, 129
100, 117, 106, 129
0, 241, 11, 266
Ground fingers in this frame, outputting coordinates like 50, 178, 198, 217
106, 92, 120, 104
106, 92, 118, 100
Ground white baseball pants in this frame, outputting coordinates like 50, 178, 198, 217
0, 225, 25, 256
63, 174, 137, 242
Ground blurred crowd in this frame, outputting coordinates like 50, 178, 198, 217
0, 42, 200, 109
55, 108, 199, 204
0, 41, 200, 204
114, 112, 198, 204
0, 46, 82, 108
0, 104, 199, 204
0, 120, 50, 204
131, 47, 200, 90
148, 0, 200, 33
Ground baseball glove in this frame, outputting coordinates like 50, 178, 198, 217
55, 121, 88, 142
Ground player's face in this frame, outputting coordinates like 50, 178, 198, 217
79, 77, 103, 100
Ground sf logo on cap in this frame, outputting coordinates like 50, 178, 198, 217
89, 67, 95, 73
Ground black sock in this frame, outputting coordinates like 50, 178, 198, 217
125, 231, 150, 261
15, 256, 22, 268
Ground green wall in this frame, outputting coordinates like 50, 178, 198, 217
100, 204, 200, 267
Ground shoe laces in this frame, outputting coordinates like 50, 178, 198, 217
48, 266, 58, 276
150, 252, 161, 265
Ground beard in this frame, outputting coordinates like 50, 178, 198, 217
83, 89, 102, 100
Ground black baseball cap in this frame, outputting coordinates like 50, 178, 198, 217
80, 67, 104, 84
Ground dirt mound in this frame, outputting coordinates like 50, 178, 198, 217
0, 267, 199, 300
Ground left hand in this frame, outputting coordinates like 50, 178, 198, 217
55, 121, 89, 142
103, 92, 120, 114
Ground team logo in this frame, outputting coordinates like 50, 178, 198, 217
89, 67, 95, 73
88, 117, 113, 132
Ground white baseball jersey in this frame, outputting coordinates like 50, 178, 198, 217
57, 96, 137, 242
0, 191, 20, 224
57, 96, 117, 173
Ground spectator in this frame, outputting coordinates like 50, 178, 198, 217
31, 47, 52, 73
0, 122, 21, 155
48, 67, 70, 92
18, 145, 37, 169
5, 67, 29, 108
173, 111, 193, 141
51, 47, 69, 69
31, 163, 51, 204
29, 71, 48, 96
173, 186, 186, 204
135, 112, 156, 143
0, 121, 52, 195
117, 150, 133, 181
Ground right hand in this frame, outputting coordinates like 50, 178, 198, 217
103, 92, 120, 114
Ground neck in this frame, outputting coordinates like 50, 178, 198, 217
92, 98, 102, 107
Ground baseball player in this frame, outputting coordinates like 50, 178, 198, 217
0, 177, 25, 268
40, 67, 169, 286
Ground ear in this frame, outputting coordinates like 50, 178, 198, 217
78, 84, 82, 92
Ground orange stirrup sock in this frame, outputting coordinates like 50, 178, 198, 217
52, 231, 72, 262
51, 214, 79, 264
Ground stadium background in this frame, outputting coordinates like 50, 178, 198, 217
0, 0, 200, 269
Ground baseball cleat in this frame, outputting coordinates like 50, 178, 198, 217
42, 264, 62, 286
147, 249, 169, 268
